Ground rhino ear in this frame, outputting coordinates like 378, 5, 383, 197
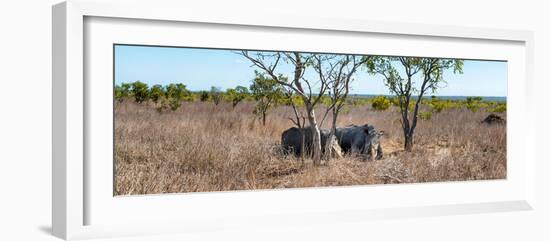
364, 127, 369, 135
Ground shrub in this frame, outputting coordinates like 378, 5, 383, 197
370, 96, 391, 111
487, 103, 506, 113
130, 81, 149, 103
199, 91, 210, 102
280, 94, 304, 107
225, 86, 249, 108
168, 98, 181, 111
465, 96, 483, 112
426, 97, 451, 113
114, 83, 131, 102
389, 96, 401, 107
149, 85, 165, 104
156, 96, 181, 112
166, 83, 193, 102
431, 101, 447, 113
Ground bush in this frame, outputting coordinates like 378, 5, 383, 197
149, 85, 165, 104
199, 91, 210, 102
114, 83, 131, 102
465, 96, 483, 112
166, 83, 193, 102
225, 86, 249, 108
425, 96, 451, 113
168, 98, 181, 111
156, 96, 181, 112
389, 97, 401, 107
130, 81, 149, 103
280, 94, 304, 107
370, 96, 391, 111
487, 103, 506, 113
430, 101, 447, 113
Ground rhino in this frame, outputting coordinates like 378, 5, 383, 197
281, 124, 383, 161
281, 127, 342, 158
334, 124, 383, 161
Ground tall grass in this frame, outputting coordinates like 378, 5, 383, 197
114, 101, 506, 195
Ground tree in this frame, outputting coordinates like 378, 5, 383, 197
152, 83, 192, 112
149, 84, 165, 104
199, 91, 210, 102
210, 86, 222, 105
314, 54, 371, 159
130, 81, 149, 103
241, 51, 328, 165
114, 83, 131, 102
165, 83, 192, 101
369, 57, 463, 151
249, 72, 283, 125
226, 85, 249, 108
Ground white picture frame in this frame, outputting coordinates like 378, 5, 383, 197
52, 0, 536, 240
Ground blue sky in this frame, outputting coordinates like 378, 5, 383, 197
114, 45, 507, 97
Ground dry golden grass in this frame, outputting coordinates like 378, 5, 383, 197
114, 100, 506, 195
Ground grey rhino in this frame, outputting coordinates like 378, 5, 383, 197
281, 127, 342, 158
281, 124, 383, 161
334, 124, 383, 161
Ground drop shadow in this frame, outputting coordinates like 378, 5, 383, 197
38, 225, 52, 235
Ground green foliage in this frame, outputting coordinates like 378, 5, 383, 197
250, 72, 284, 125
130, 81, 149, 103
424, 96, 453, 113
199, 91, 210, 102
210, 86, 222, 105
168, 97, 181, 111
166, 83, 192, 102
319, 95, 332, 107
368, 57, 463, 98
280, 94, 304, 107
225, 85, 249, 108
391, 97, 403, 107
430, 100, 447, 113
487, 102, 507, 113
370, 96, 391, 111
465, 96, 483, 112
149, 85, 165, 103
155, 96, 180, 112
114, 83, 131, 102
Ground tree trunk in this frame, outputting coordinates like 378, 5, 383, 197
399, 96, 414, 152
305, 104, 322, 165
262, 112, 266, 126
324, 111, 339, 161
404, 133, 413, 151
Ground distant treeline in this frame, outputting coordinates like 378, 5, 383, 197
115, 80, 506, 117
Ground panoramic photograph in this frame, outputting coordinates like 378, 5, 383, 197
113, 44, 507, 196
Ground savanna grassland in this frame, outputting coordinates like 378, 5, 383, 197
114, 99, 506, 195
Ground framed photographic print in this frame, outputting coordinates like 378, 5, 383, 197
52, 0, 535, 240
